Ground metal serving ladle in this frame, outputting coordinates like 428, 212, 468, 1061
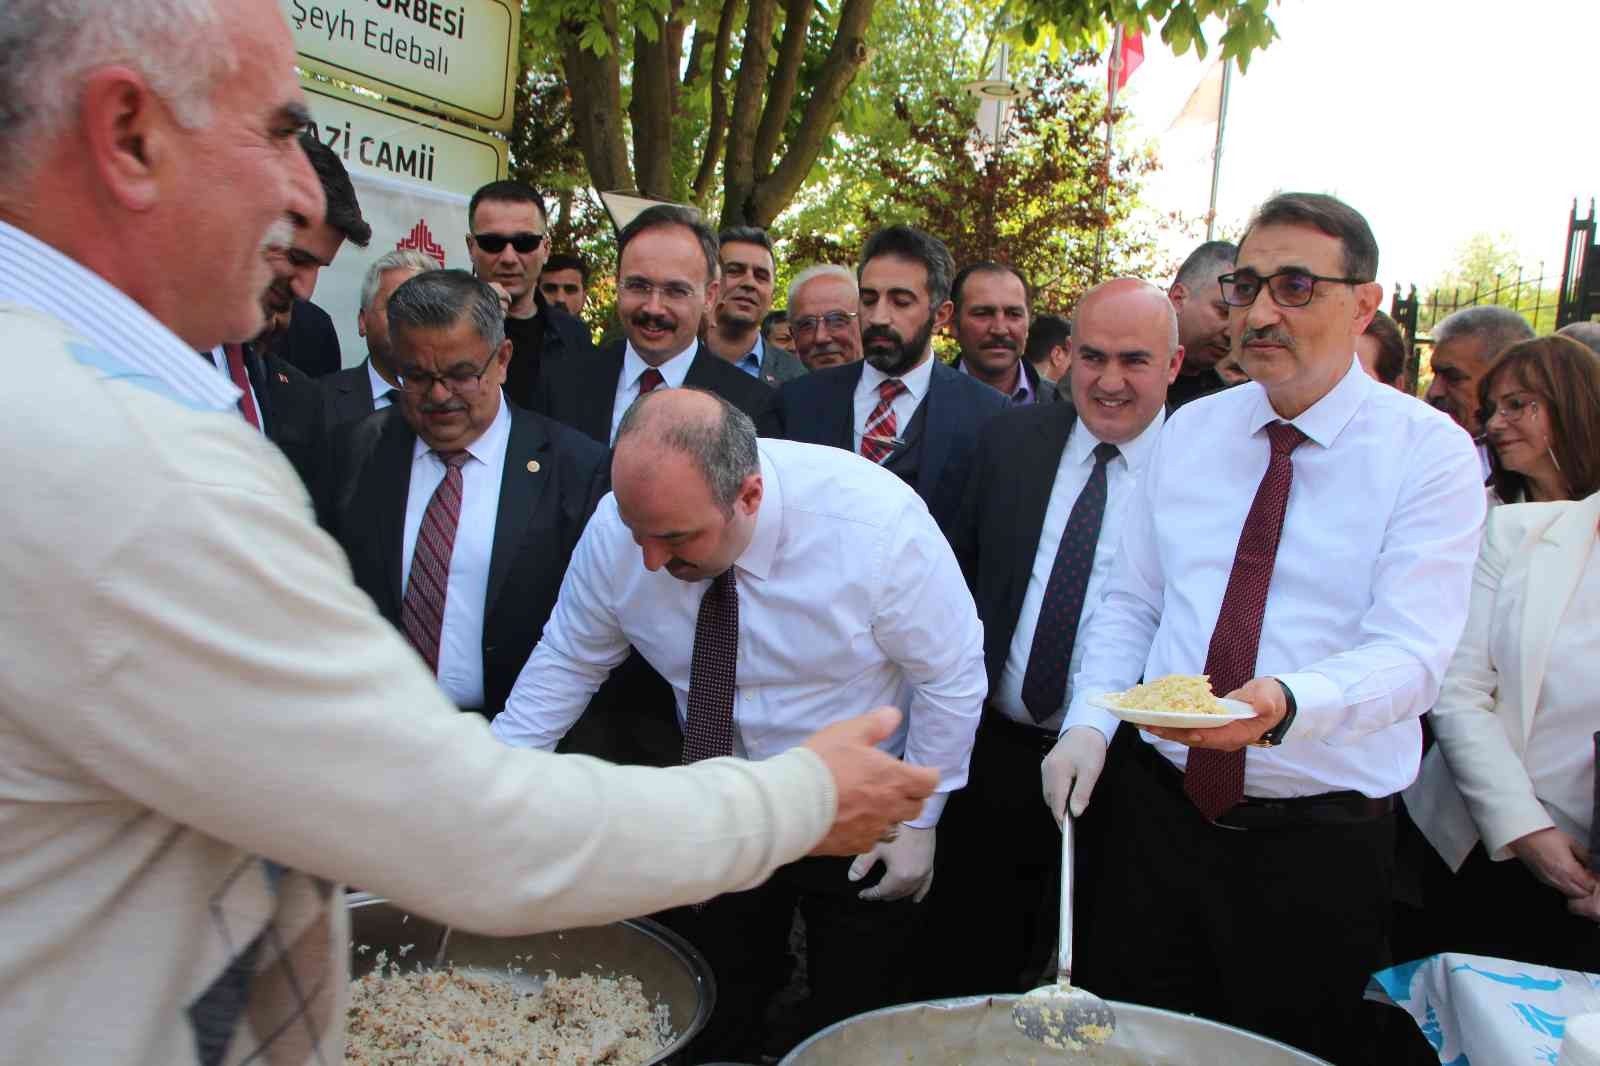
1011, 813, 1117, 1051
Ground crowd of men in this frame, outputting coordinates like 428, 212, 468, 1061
4, 2, 1594, 1063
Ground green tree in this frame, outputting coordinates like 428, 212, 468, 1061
517, 0, 1278, 228
1419, 231, 1560, 334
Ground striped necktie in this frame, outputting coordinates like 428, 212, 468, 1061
400, 450, 471, 674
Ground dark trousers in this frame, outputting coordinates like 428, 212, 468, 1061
656, 855, 917, 1063
918, 713, 1131, 1000
1084, 739, 1396, 1066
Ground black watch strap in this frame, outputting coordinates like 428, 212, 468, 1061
1258, 678, 1298, 746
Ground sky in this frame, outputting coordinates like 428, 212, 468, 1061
1107, 0, 1600, 299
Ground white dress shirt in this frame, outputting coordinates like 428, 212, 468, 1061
994, 411, 1165, 730
610, 339, 696, 443
495, 438, 988, 826
853, 354, 934, 452
1064, 358, 1486, 799
1523, 545, 1600, 843
401, 398, 511, 709
204, 346, 264, 432
367, 358, 395, 411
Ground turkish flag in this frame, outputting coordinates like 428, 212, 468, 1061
1109, 31, 1144, 95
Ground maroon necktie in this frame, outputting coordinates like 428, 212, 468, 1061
860, 379, 906, 464
682, 569, 739, 763
1184, 421, 1307, 820
400, 450, 471, 674
638, 367, 665, 394
223, 343, 262, 430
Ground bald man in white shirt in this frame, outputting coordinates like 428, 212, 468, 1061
494, 388, 987, 1061
1042, 193, 1485, 1064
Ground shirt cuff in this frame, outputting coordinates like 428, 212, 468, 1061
1061, 698, 1121, 743
1270, 671, 1343, 743
906, 790, 949, 829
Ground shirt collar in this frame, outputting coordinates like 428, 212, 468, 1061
736, 333, 766, 376
623, 338, 697, 391
958, 356, 1032, 403
0, 220, 239, 411
366, 358, 395, 402
1244, 354, 1370, 449
860, 351, 934, 402
735, 444, 784, 581
1067, 405, 1166, 469
411, 391, 512, 467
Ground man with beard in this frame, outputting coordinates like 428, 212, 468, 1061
786, 264, 864, 371
1166, 240, 1237, 407
538, 205, 774, 446
463, 180, 594, 411
766, 226, 1006, 540
322, 249, 439, 427
952, 262, 1056, 404
704, 226, 806, 385
538, 253, 589, 317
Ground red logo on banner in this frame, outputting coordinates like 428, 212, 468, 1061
397, 220, 446, 267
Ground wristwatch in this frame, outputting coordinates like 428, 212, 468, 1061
1256, 678, 1298, 747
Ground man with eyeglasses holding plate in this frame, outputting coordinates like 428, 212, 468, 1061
1040, 193, 1486, 1064
464, 181, 595, 411
538, 204, 774, 446
323, 270, 610, 722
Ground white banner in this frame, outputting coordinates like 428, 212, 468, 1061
315, 170, 472, 367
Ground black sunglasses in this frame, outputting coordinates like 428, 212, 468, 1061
473, 231, 545, 254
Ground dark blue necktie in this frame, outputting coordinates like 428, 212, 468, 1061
1021, 441, 1120, 723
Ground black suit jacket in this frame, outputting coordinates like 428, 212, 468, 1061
323, 404, 609, 717
949, 401, 1085, 691
322, 359, 384, 429
245, 344, 331, 513
505, 289, 598, 413
1021, 359, 1060, 404
765, 358, 1006, 537
277, 298, 342, 379
538, 338, 775, 445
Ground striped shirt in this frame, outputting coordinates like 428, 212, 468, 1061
0, 219, 239, 412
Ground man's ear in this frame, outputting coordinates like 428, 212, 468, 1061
1168, 281, 1190, 311
81, 66, 171, 212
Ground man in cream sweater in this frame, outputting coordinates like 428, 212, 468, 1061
0, 3, 935, 1064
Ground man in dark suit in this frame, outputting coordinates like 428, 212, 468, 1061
765, 225, 1005, 538
464, 181, 596, 411
538, 204, 773, 446
323, 250, 439, 428
923, 277, 1184, 1000
277, 298, 342, 378
952, 261, 1057, 404
703, 226, 807, 386
323, 270, 608, 720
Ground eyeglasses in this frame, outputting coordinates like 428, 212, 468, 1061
791, 310, 859, 338
1480, 393, 1542, 426
395, 350, 498, 395
472, 231, 545, 254
619, 277, 699, 302
1218, 269, 1368, 309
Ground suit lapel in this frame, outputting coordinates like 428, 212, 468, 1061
583, 342, 627, 443
920, 362, 957, 495
1009, 406, 1077, 597
371, 417, 416, 612
1517, 493, 1600, 719
486, 410, 553, 613
827, 362, 863, 450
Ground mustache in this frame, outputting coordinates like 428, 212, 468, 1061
980, 336, 1018, 351
1242, 325, 1295, 349
861, 324, 904, 347
632, 311, 676, 332
417, 397, 468, 414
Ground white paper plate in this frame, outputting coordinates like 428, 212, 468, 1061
1088, 692, 1257, 729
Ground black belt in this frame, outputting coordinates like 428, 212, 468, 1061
980, 706, 1059, 757
1131, 732, 1394, 830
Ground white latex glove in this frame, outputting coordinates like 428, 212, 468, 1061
1042, 726, 1108, 827
847, 825, 936, 902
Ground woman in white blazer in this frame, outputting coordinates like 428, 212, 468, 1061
1404, 490, 1600, 969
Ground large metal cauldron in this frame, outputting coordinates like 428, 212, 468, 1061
779, 995, 1332, 1065
346, 894, 714, 1064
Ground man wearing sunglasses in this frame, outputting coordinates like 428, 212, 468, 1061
464, 180, 594, 411
1043, 193, 1486, 1064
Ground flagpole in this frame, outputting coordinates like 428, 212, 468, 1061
1094, 25, 1124, 282
1204, 60, 1232, 241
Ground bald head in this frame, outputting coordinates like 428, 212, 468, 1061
1067, 277, 1184, 444
612, 389, 764, 582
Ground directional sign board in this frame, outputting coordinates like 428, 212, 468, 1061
284, 0, 520, 132
300, 77, 506, 195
